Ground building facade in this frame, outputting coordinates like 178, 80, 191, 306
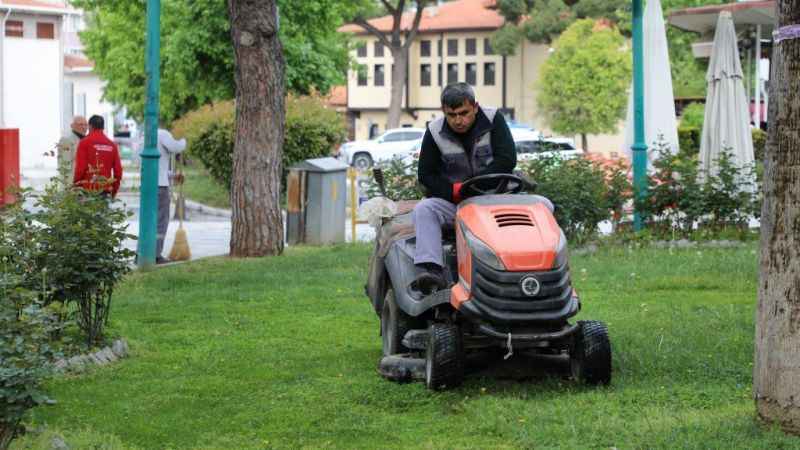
340, 0, 625, 154
0, 0, 114, 173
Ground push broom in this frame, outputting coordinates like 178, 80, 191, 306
168, 157, 191, 261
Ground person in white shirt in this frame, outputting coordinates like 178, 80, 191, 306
156, 128, 186, 264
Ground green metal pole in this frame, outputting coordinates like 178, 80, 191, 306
632, 0, 647, 232
137, 0, 161, 268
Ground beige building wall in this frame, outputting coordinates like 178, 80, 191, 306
347, 31, 626, 154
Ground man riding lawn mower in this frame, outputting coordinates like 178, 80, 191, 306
364, 83, 612, 390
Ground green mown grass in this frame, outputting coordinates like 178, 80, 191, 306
14, 243, 800, 449
180, 165, 230, 210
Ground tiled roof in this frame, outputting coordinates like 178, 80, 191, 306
339, 0, 504, 34
64, 54, 94, 70
326, 85, 347, 107
0, 0, 69, 12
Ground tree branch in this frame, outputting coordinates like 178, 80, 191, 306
390, 0, 406, 46
403, 0, 428, 50
380, 0, 397, 14
353, 16, 393, 49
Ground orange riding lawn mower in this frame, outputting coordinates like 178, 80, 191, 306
364, 173, 611, 390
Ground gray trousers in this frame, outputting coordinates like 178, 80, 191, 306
156, 186, 170, 257
412, 197, 457, 267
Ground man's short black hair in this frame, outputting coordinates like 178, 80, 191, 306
440, 82, 476, 109
88, 115, 104, 130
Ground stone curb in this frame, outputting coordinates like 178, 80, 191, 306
184, 199, 231, 218
53, 338, 130, 374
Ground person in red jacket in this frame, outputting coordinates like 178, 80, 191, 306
73, 115, 123, 197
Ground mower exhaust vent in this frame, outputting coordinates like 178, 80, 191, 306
493, 212, 534, 228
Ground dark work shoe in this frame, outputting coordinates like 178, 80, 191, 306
411, 263, 447, 295
155, 256, 171, 265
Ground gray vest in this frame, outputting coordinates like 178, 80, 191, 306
428, 107, 498, 184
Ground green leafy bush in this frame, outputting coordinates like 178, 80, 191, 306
518, 155, 611, 245
677, 127, 701, 158
0, 210, 60, 450
679, 102, 704, 129
364, 157, 422, 201
702, 149, 760, 231
172, 94, 347, 191
751, 127, 767, 162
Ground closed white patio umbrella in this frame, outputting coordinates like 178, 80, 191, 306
699, 11, 754, 179
624, 0, 680, 164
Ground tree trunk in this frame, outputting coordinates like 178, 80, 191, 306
581, 133, 588, 153
754, 0, 800, 434
228, 0, 285, 257
387, 46, 408, 129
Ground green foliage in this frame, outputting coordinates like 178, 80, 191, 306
0, 200, 60, 450
677, 127, 701, 157
637, 139, 759, 239
680, 102, 705, 129
489, 24, 522, 56
173, 95, 346, 191
496, 0, 535, 24
751, 127, 767, 162
31, 180, 135, 346
73, 0, 352, 123
537, 20, 632, 141
364, 157, 422, 201
518, 155, 612, 245
702, 149, 760, 230
573, 0, 626, 20
8, 428, 140, 450
520, 0, 574, 44
0, 300, 59, 450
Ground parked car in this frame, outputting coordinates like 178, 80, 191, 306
512, 129, 583, 161
337, 127, 425, 170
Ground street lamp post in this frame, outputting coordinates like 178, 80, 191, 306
137, 0, 161, 268
632, 0, 647, 231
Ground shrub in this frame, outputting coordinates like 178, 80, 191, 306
677, 127, 701, 158
702, 149, 760, 231
751, 127, 767, 163
172, 94, 347, 191
679, 102, 704, 129
364, 157, 422, 201
518, 155, 610, 245
0, 226, 60, 450
31, 181, 135, 346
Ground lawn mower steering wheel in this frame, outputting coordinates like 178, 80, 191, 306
459, 173, 524, 197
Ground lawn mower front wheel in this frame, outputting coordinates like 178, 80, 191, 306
570, 320, 612, 385
425, 323, 464, 390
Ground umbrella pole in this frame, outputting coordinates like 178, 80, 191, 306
632, 0, 648, 232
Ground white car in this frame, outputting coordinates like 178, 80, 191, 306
338, 127, 426, 170
512, 129, 583, 161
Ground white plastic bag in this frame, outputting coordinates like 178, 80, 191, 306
358, 197, 398, 228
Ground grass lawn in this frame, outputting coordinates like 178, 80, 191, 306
180, 165, 230, 210
15, 243, 800, 449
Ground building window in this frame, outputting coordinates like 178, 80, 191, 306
447, 63, 458, 84
484, 62, 496, 86
447, 39, 458, 56
374, 41, 384, 57
437, 63, 442, 86
375, 64, 385, 86
484, 38, 494, 55
437, 40, 442, 56
357, 67, 367, 86
5, 20, 23, 37
356, 43, 367, 57
421, 64, 431, 86
466, 38, 476, 56
420, 40, 431, 57
36, 22, 55, 39
466, 63, 477, 86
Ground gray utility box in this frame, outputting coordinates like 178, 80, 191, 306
286, 157, 348, 245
